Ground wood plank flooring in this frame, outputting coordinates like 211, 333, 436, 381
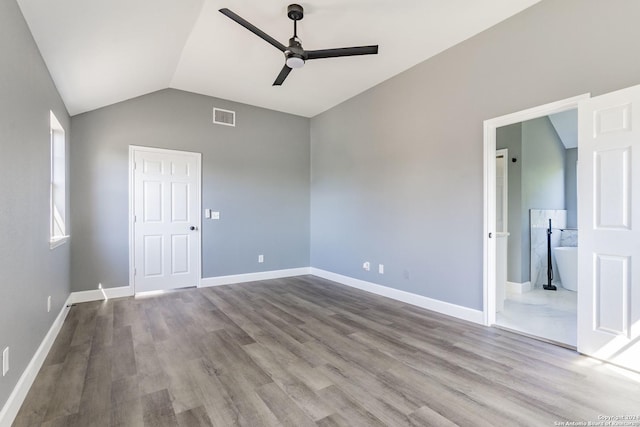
13, 275, 640, 426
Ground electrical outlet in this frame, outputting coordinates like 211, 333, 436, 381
363, 261, 370, 271
47, 296, 51, 313
378, 264, 384, 274
258, 254, 264, 263
2, 347, 8, 376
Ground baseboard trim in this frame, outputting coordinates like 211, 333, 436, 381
200, 267, 312, 288
68, 285, 134, 304
0, 296, 73, 427
506, 281, 532, 294
310, 268, 484, 325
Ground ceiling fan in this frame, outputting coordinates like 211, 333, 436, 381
219, 4, 379, 86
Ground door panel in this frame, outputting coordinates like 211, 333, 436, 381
171, 182, 189, 222
594, 148, 631, 229
171, 234, 190, 274
143, 235, 164, 277
143, 181, 163, 222
133, 148, 201, 292
578, 84, 640, 372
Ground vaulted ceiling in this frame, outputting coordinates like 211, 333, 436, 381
17, 0, 540, 117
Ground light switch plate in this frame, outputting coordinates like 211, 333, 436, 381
212, 211, 220, 220
205, 209, 211, 219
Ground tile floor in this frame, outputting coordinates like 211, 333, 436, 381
496, 287, 577, 347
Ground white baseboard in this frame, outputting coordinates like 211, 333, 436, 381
506, 281, 532, 294
68, 285, 134, 304
200, 267, 312, 288
310, 268, 484, 325
0, 296, 72, 427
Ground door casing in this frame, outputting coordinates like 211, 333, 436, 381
483, 94, 589, 327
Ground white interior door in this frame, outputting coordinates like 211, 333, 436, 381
578, 84, 640, 372
132, 147, 201, 293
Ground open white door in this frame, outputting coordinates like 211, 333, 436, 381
132, 147, 201, 293
578, 84, 640, 372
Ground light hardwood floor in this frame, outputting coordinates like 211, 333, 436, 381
13, 275, 640, 426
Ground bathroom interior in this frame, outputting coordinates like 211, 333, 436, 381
495, 109, 578, 347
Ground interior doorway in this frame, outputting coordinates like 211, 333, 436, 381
129, 146, 202, 293
484, 94, 590, 346
494, 112, 578, 347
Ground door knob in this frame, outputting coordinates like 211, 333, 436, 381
190, 226, 196, 231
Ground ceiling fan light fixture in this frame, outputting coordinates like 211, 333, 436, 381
219, 4, 378, 85
286, 55, 305, 68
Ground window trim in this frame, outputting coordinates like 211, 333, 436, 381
49, 111, 69, 249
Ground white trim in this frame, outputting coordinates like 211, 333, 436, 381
483, 94, 590, 327
200, 268, 311, 287
68, 285, 134, 304
495, 148, 508, 234
128, 146, 202, 293
310, 268, 484, 325
506, 281, 532, 294
49, 235, 70, 250
0, 296, 72, 427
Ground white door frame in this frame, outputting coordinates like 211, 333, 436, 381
495, 148, 509, 234
129, 145, 202, 292
483, 94, 590, 326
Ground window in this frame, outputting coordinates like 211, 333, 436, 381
50, 111, 68, 248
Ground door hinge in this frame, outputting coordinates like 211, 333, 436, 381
134, 268, 137, 276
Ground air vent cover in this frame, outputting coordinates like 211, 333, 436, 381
213, 108, 235, 127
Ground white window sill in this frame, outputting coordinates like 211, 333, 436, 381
50, 235, 70, 250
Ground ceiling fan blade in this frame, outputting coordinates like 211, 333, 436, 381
219, 8, 286, 52
273, 65, 292, 86
306, 45, 378, 60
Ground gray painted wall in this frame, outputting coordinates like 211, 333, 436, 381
522, 117, 566, 217
0, 0, 70, 410
520, 116, 566, 282
497, 123, 524, 283
70, 89, 310, 292
310, 0, 640, 310
497, 117, 568, 284
565, 148, 578, 229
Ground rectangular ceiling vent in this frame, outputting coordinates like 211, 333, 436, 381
213, 108, 236, 127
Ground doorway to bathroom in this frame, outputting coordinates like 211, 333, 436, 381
482, 94, 588, 348
485, 85, 640, 372
495, 111, 578, 347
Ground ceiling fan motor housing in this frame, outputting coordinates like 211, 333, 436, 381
287, 4, 304, 21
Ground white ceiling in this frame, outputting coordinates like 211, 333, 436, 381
17, 0, 540, 117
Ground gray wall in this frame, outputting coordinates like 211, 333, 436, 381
497, 123, 524, 283
520, 116, 566, 283
70, 89, 310, 291
0, 0, 70, 410
565, 148, 578, 229
497, 117, 567, 284
310, 0, 640, 310
522, 117, 566, 217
